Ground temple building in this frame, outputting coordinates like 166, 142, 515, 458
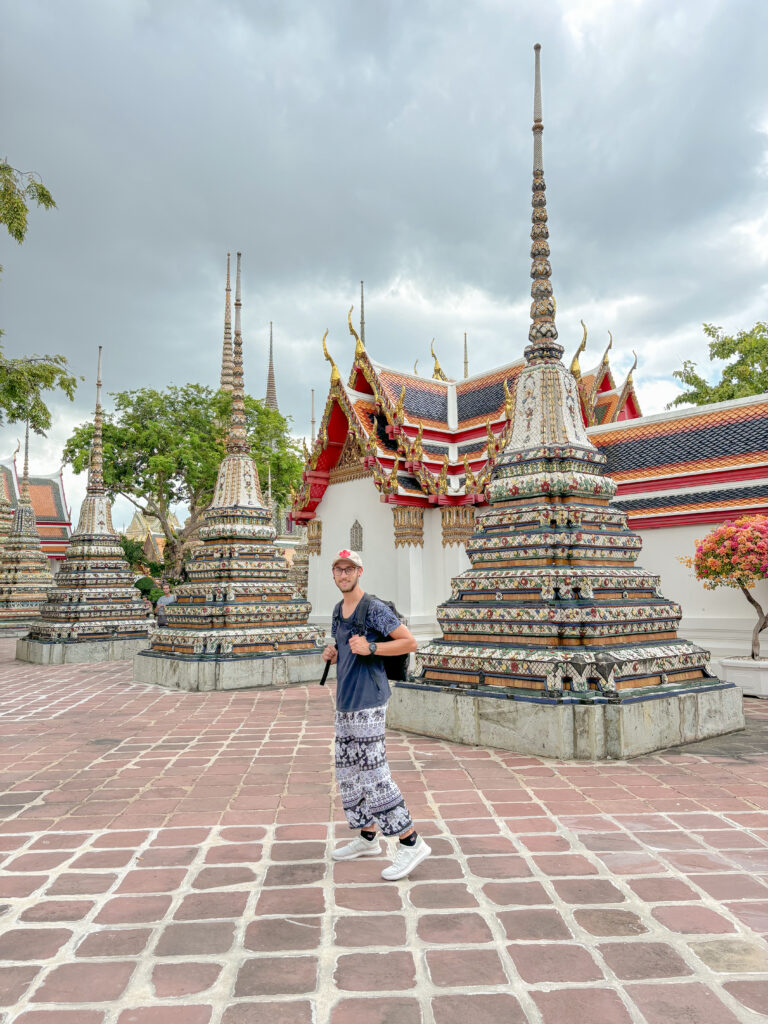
123, 510, 182, 563
17, 348, 151, 663
134, 253, 325, 691
0, 427, 54, 633
0, 454, 71, 569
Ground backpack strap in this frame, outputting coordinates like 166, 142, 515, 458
331, 600, 342, 641
352, 593, 373, 637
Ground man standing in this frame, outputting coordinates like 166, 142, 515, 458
322, 549, 431, 880
155, 582, 176, 626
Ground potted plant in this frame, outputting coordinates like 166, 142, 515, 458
685, 515, 768, 697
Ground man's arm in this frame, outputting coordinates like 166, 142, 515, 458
348, 623, 417, 656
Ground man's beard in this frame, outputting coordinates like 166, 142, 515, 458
337, 579, 357, 592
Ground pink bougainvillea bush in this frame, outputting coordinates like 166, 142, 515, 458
684, 515, 768, 659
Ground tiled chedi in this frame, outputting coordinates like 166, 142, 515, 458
23, 348, 149, 646
414, 46, 714, 699
0, 426, 54, 629
141, 253, 323, 664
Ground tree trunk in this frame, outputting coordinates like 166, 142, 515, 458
740, 585, 768, 660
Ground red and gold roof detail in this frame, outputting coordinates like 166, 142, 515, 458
570, 325, 641, 427
0, 458, 71, 560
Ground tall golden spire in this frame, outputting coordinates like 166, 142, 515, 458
265, 321, 278, 410
19, 421, 31, 506
220, 253, 234, 391
88, 346, 105, 495
525, 44, 563, 365
227, 252, 250, 455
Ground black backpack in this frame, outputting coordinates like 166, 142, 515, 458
331, 593, 410, 681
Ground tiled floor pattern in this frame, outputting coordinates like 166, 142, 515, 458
1, 639, 768, 1023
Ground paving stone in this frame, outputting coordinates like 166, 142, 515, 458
255, 886, 325, 915
334, 886, 402, 912
426, 948, 507, 986
135, 846, 196, 867
334, 951, 415, 991
235, 955, 318, 995
115, 868, 188, 893
5, 851, 72, 871
334, 914, 407, 947
574, 908, 647, 936
152, 962, 222, 997
0, 965, 40, 1006
192, 866, 258, 889
688, 938, 768, 972
47, 872, 118, 895
532, 988, 633, 1024
117, 1009, 212, 1024
499, 907, 571, 940
69, 850, 135, 869
14, 1012, 105, 1023
692, 873, 768, 899
598, 941, 694, 979
95, 895, 172, 924
551, 878, 625, 904
263, 862, 325, 886
408, 883, 478, 909
20, 899, 94, 922
0, 875, 47, 897
173, 890, 249, 920
506, 942, 603, 983
32, 961, 136, 1002
224, 1003, 313, 1024
204, 843, 262, 865
430, 993, 525, 1024
330, 998, 421, 1024
417, 913, 493, 944
465, 856, 531, 879
155, 922, 235, 956
725, 900, 768, 930
481, 880, 549, 906
627, 982, 745, 1024
652, 904, 736, 934
0, 927, 72, 960
76, 928, 151, 956
244, 916, 322, 951
533, 853, 599, 875
627, 877, 700, 902
723, 980, 768, 1016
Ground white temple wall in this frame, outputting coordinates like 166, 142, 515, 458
635, 521, 768, 673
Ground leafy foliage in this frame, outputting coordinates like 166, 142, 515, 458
0, 160, 56, 246
0, 347, 79, 433
682, 515, 768, 658
64, 384, 304, 574
670, 322, 768, 407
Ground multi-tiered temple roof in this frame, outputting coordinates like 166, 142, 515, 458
0, 455, 71, 563
413, 44, 714, 700
23, 349, 149, 649
0, 427, 54, 630
136, 253, 323, 685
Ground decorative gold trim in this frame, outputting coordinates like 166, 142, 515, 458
393, 505, 424, 548
307, 518, 322, 556
441, 505, 475, 548
329, 432, 372, 484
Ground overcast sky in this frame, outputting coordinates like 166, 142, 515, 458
2, 0, 767, 528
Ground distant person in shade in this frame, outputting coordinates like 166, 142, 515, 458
322, 549, 430, 880
155, 583, 176, 626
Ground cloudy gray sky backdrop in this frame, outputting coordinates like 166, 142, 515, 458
2, 0, 767, 527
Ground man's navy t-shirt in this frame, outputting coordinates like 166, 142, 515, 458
332, 595, 401, 712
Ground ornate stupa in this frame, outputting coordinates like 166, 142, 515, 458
389, 45, 743, 758
134, 252, 325, 691
17, 348, 151, 664
0, 425, 54, 634
0, 476, 14, 543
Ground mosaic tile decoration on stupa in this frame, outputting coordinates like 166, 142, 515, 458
411, 44, 716, 704
0, 429, 54, 630
25, 349, 150, 646
144, 254, 323, 663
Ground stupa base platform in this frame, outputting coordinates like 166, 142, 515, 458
16, 636, 151, 665
387, 680, 745, 760
133, 649, 329, 692
0, 624, 34, 638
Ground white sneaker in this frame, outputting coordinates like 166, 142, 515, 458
332, 835, 383, 861
381, 836, 431, 880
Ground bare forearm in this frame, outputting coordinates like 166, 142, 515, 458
375, 637, 418, 656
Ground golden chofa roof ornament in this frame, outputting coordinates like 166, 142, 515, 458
431, 339, 449, 381
394, 385, 406, 423
503, 378, 514, 419
348, 305, 365, 359
570, 320, 588, 378
322, 329, 341, 384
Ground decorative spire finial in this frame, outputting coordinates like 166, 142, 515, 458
431, 339, 448, 381
265, 320, 278, 410
20, 420, 31, 504
322, 330, 341, 384
88, 345, 106, 495
570, 320, 588, 378
348, 306, 364, 359
525, 44, 563, 365
360, 280, 365, 347
227, 252, 250, 455
463, 332, 468, 378
220, 253, 234, 391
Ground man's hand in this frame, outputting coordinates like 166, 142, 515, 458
348, 635, 372, 656
322, 644, 338, 664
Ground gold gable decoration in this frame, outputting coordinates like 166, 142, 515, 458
307, 518, 322, 556
393, 506, 424, 548
441, 505, 475, 548
329, 431, 371, 484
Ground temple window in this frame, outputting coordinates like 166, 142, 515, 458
350, 520, 363, 552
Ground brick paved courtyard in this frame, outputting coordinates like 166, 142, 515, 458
1, 639, 768, 1023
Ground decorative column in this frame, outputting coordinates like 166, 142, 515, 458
307, 518, 323, 556
392, 506, 424, 547
440, 506, 475, 548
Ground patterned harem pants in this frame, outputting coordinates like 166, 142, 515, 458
334, 704, 413, 837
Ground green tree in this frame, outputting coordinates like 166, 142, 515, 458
0, 160, 78, 431
670, 322, 768, 407
63, 384, 303, 575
